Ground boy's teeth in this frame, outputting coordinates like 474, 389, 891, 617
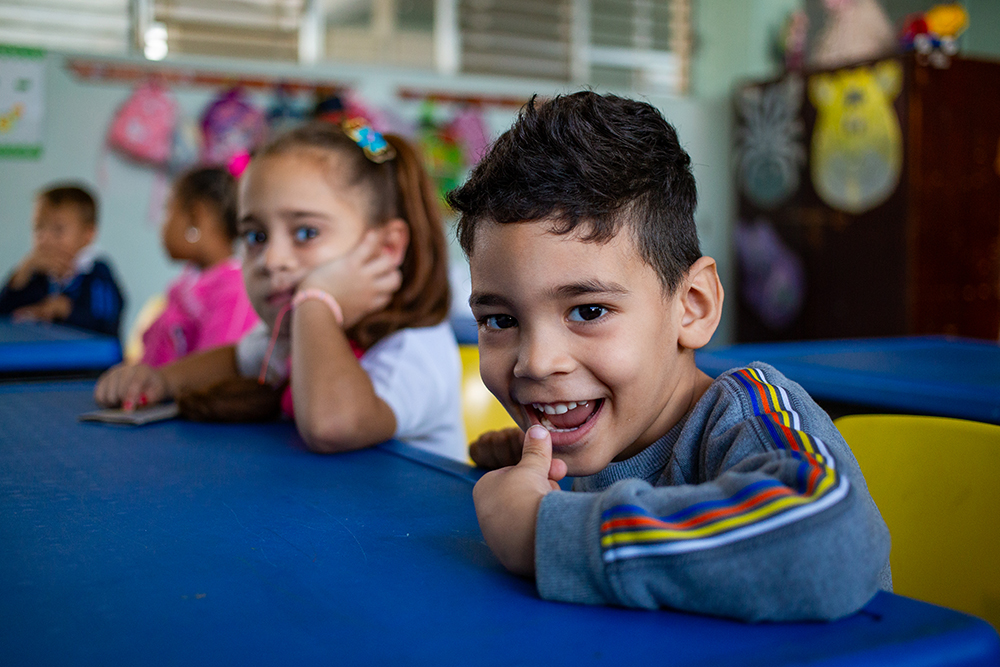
532, 400, 587, 415
539, 415, 575, 433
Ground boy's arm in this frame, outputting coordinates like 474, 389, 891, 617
495, 368, 889, 622
0, 270, 49, 315
61, 262, 124, 337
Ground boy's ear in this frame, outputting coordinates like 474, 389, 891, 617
676, 256, 724, 350
81, 223, 96, 247
379, 218, 410, 267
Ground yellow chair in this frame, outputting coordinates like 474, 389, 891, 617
123, 293, 166, 364
835, 414, 1000, 629
459, 344, 517, 450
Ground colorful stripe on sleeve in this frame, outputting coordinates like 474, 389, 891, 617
600, 366, 850, 563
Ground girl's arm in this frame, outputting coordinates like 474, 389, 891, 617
161, 344, 241, 396
290, 231, 404, 453
94, 345, 239, 408
290, 300, 396, 453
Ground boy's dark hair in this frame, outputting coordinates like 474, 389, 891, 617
448, 92, 701, 292
173, 166, 239, 241
39, 184, 98, 228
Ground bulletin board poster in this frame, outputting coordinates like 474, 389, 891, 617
0, 44, 46, 159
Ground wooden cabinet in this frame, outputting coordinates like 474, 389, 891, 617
733, 55, 1000, 342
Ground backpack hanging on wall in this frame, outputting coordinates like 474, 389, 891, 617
106, 80, 178, 167
200, 87, 267, 167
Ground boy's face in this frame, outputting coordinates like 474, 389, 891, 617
32, 201, 94, 260
470, 221, 702, 477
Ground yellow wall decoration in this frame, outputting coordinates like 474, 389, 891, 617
808, 60, 903, 214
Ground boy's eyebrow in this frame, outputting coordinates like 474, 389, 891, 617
468, 292, 512, 309
554, 279, 629, 298
469, 280, 629, 309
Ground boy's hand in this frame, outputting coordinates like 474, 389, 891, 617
473, 425, 568, 576
470, 427, 525, 469
94, 363, 170, 410
298, 231, 402, 328
13, 295, 72, 322
10, 247, 75, 289
28, 246, 75, 279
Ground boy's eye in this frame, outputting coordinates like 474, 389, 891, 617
568, 304, 607, 322
479, 314, 517, 331
294, 226, 319, 243
241, 230, 267, 247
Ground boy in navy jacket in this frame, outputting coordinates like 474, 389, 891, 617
0, 184, 124, 337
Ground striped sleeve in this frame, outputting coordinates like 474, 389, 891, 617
534, 365, 889, 620
600, 367, 850, 563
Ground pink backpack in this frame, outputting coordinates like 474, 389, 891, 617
107, 81, 177, 166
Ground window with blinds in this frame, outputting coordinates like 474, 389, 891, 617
459, 0, 572, 80
0, 0, 130, 54
456, 0, 690, 93
150, 0, 306, 62
0, 0, 689, 93
323, 0, 435, 69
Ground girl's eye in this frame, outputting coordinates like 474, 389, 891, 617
480, 314, 517, 331
294, 226, 319, 243
241, 230, 266, 247
568, 304, 607, 322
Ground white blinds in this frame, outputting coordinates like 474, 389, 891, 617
152, 0, 307, 61
0, 0, 130, 54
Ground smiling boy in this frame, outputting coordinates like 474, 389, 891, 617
447, 92, 891, 622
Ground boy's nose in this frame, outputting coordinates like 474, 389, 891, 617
513, 327, 574, 380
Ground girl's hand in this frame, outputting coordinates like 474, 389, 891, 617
94, 362, 170, 410
298, 230, 403, 328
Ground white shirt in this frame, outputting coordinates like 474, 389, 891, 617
236, 321, 467, 462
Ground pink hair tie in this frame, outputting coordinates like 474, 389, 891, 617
292, 288, 344, 326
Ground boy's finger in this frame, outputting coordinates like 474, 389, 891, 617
549, 457, 568, 483
518, 425, 553, 473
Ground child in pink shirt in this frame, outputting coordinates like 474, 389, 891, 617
141, 167, 258, 367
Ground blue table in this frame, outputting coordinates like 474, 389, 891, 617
0, 318, 122, 378
697, 336, 1000, 424
2, 381, 998, 666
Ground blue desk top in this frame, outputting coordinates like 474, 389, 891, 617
2, 382, 998, 666
0, 318, 122, 374
697, 336, 1000, 424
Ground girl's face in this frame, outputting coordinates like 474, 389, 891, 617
161, 195, 194, 262
237, 152, 371, 330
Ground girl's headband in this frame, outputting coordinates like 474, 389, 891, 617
342, 118, 396, 164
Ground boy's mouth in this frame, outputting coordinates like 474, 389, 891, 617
528, 399, 602, 433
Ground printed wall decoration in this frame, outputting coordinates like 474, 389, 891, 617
808, 59, 903, 214
0, 44, 45, 158
735, 75, 806, 209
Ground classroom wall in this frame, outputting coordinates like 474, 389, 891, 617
692, 0, 1000, 101
0, 52, 736, 346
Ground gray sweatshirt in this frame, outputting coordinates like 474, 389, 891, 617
535, 363, 892, 622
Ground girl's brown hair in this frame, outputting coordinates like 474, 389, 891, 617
172, 166, 239, 240
178, 122, 451, 423
256, 122, 451, 349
